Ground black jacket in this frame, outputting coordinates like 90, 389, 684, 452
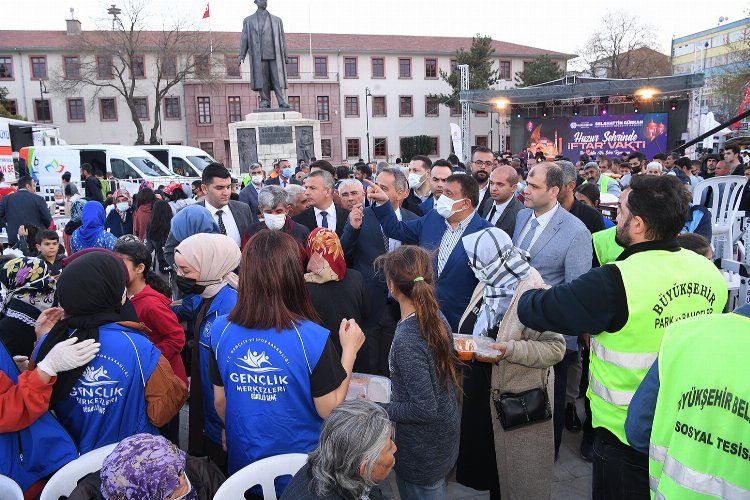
0, 189, 52, 245
83, 176, 104, 203
293, 205, 349, 237
67, 455, 225, 500
478, 196, 524, 238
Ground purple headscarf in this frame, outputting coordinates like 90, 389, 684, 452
100, 434, 197, 500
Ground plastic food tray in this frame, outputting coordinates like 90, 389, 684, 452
453, 333, 502, 363
346, 373, 392, 403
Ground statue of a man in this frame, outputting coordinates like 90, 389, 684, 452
238, 0, 290, 109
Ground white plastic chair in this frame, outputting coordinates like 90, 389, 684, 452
692, 175, 748, 260
39, 443, 118, 500
213, 453, 308, 500
0, 474, 24, 500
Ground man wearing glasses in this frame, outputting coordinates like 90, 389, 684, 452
470, 146, 495, 208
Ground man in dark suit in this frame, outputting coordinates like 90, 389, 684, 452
199, 163, 255, 246
418, 159, 454, 213
0, 176, 52, 246
471, 146, 494, 208
341, 167, 417, 375
479, 164, 524, 237
265, 159, 293, 187
293, 170, 349, 236
403, 155, 433, 216
365, 173, 492, 331
238, 162, 265, 220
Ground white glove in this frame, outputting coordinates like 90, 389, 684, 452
37, 337, 100, 377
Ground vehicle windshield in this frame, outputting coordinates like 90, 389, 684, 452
128, 157, 171, 176
187, 155, 213, 171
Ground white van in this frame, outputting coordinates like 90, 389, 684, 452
141, 145, 216, 178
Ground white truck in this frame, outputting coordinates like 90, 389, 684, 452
140, 145, 216, 178
0, 117, 64, 182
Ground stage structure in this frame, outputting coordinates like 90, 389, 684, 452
459, 75, 705, 158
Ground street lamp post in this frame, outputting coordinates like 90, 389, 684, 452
365, 87, 372, 163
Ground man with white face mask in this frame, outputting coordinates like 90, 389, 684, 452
365, 173, 491, 331
402, 155, 432, 216
246, 185, 309, 247
238, 163, 265, 220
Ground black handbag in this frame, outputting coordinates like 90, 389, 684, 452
492, 370, 552, 430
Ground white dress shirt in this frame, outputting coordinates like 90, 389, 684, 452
486, 198, 512, 225
314, 202, 337, 230
516, 203, 559, 250
205, 200, 241, 246
437, 214, 473, 275
478, 183, 489, 204
388, 208, 403, 252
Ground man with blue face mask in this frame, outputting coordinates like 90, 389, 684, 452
266, 159, 293, 188
365, 174, 491, 331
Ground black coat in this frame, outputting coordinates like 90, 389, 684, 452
0, 189, 52, 245
478, 196, 524, 238
104, 207, 134, 238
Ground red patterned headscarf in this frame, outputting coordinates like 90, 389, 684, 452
304, 228, 347, 283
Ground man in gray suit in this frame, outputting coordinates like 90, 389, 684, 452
238, 0, 290, 108
512, 161, 592, 460
238, 162, 265, 220
479, 164, 524, 238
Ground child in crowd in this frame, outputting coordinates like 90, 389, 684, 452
35, 229, 64, 276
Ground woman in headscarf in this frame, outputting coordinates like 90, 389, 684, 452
304, 228, 370, 357
33, 251, 187, 454
163, 205, 220, 267
70, 202, 118, 253
172, 233, 239, 469
63, 198, 87, 255
455, 227, 565, 500
132, 188, 156, 240
209, 230, 363, 497
104, 189, 134, 238
67, 433, 225, 500
0, 257, 55, 357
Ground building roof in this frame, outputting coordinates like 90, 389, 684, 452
0, 30, 573, 59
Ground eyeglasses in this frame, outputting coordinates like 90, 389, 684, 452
473, 161, 494, 168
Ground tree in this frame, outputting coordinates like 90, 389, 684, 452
0, 87, 23, 119
50, 0, 223, 145
579, 12, 659, 79
433, 35, 500, 109
399, 136, 437, 163
711, 21, 750, 122
515, 55, 565, 87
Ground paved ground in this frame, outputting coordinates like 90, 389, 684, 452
179, 400, 592, 499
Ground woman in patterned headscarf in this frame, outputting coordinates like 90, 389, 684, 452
105, 189, 134, 238
455, 227, 565, 500
66, 433, 225, 499
0, 257, 55, 357
304, 228, 369, 355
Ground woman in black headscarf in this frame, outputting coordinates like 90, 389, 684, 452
33, 252, 187, 454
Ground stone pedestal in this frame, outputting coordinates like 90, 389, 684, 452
228, 110, 320, 175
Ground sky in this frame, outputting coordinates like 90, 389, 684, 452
9, 0, 750, 66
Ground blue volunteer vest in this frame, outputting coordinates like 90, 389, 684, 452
0, 343, 78, 491
211, 316, 330, 490
51, 323, 161, 454
198, 285, 238, 446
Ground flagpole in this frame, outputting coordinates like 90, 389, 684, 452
209, 4, 213, 55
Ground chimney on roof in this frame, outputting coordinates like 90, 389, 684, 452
66, 8, 81, 35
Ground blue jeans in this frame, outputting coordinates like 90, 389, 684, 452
396, 476, 446, 500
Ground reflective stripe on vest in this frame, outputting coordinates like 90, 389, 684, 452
651, 451, 750, 499
649, 444, 668, 492
591, 338, 657, 370
589, 375, 634, 406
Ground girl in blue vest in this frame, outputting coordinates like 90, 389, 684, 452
0, 307, 99, 497
172, 233, 240, 468
34, 252, 187, 454
209, 230, 364, 496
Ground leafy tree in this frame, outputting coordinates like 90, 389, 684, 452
399, 136, 437, 163
433, 35, 500, 108
0, 87, 24, 119
515, 55, 565, 87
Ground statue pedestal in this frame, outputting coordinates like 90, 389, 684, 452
228, 110, 320, 175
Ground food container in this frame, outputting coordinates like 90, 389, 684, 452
453, 333, 503, 363
346, 373, 392, 403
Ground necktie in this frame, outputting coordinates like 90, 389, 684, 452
486, 205, 497, 224
519, 218, 539, 252
321, 211, 329, 228
216, 210, 227, 235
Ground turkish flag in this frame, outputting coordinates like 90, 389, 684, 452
202, 3, 210, 19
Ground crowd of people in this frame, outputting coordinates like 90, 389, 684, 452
0, 142, 745, 500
